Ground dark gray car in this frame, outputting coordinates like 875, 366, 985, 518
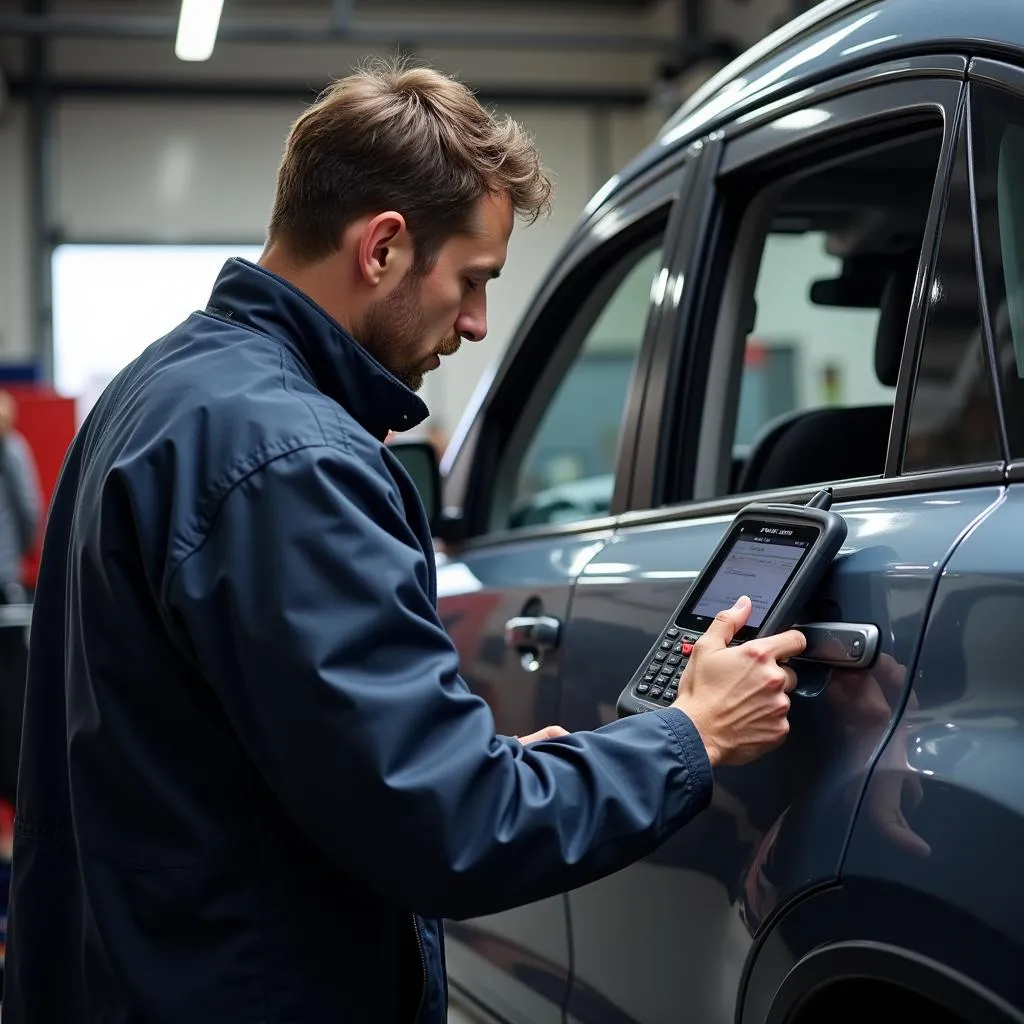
394, 1, 1024, 1020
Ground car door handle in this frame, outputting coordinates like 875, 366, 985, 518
504, 615, 561, 652
793, 622, 880, 669
504, 615, 561, 672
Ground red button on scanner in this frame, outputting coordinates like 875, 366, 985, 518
681, 642, 694, 656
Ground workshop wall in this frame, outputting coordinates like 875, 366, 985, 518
0, 0, 803, 433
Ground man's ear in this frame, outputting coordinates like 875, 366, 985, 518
356, 212, 415, 288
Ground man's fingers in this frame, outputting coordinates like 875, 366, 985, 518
698, 596, 752, 651
782, 665, 799, 693
517, 725, 570, 745
540, 725, 569, 740
751, 628, 808, 662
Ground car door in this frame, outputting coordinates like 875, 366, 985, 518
830, 60, 1024, 1021
436, 160, 694, 1024
556, 62, 1008, 1024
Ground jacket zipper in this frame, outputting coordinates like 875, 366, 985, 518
411, 914, 427, 1023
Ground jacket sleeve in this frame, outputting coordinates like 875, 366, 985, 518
166, 441, 713, 920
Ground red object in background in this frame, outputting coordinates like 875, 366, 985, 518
4, 386, 77, 590
744, 339, 769, 369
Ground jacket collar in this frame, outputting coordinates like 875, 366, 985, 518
205, 257, 429, 441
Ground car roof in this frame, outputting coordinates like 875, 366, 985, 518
587, 0, 1024, 215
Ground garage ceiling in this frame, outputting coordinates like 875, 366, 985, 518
68, 0, 663, 8
0, 0, 680, 55
33, 0, 663, 11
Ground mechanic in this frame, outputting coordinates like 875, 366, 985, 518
6, 59, 805, 1023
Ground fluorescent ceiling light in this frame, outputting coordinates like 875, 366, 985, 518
175, 0, 225, 62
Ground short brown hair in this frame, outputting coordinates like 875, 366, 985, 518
268, 57, 553, 268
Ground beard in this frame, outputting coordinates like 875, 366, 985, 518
358, 274, 460, 393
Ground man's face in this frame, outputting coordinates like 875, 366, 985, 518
357, 192, 513, 392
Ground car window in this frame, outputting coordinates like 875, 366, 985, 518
495, 240, 664, 531
903, 123, 1002, 472
708, 119, 946, 497
972, 83, 1024, 459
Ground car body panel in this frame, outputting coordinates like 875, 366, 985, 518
841, 484, 1024, 1014
556, 487, 1002, 1024
436, 531, 610, 1022
740, 879, 1024, 1024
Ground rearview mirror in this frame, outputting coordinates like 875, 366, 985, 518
387, 439, 441, 530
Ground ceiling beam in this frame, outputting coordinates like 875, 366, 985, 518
0, 11, 678, 54
6, 75, 652, 107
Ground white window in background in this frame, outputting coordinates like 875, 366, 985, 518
52, 244, 263, 423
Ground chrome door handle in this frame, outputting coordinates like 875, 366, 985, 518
504, 615, 561, 673
794, 622, 880, 669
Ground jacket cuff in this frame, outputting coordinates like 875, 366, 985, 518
657, 707, 714, 811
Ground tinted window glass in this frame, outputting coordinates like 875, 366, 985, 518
973, 83, 1024, 457
494, 239, 664, 531
904, 132, 1002, 472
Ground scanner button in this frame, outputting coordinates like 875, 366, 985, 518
648, 686, 664, 699
636, 682, 650, 695
680, 642, 694, 656
654, 651, 668, 662
663, 689, 677, 702
665, 628, 680, 639
667, 654, 682, 666
659, 640, 674, 651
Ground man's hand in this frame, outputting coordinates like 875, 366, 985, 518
515, 726, 570, 745
672, 596, 805, 768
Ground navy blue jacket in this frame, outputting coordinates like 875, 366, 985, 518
6, 258, 713, 1023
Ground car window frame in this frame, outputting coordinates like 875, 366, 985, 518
969, 56, 1024, 485
619, 57, 1008, 533
900, 97, 1009, 475
701, 71, 963, 499
440, 155, 697, 550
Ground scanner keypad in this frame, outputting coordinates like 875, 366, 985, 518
632, 629, 700, 706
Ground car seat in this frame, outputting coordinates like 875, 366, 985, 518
735, 256, 916, 493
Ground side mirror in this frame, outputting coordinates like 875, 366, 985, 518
386, 438, 442, 530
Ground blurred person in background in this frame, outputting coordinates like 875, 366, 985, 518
0, 390, 41, 608
0, 389, 40, 809
0, 388, 41, 928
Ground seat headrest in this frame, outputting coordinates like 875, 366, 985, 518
740, 404, 891, 493
874, 256, 919, 388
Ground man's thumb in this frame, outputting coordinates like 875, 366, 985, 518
700, 596, 752, 650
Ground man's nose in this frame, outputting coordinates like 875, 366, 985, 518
456, 307, 487, 343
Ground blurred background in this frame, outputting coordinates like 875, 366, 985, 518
0, 0, 828, 519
